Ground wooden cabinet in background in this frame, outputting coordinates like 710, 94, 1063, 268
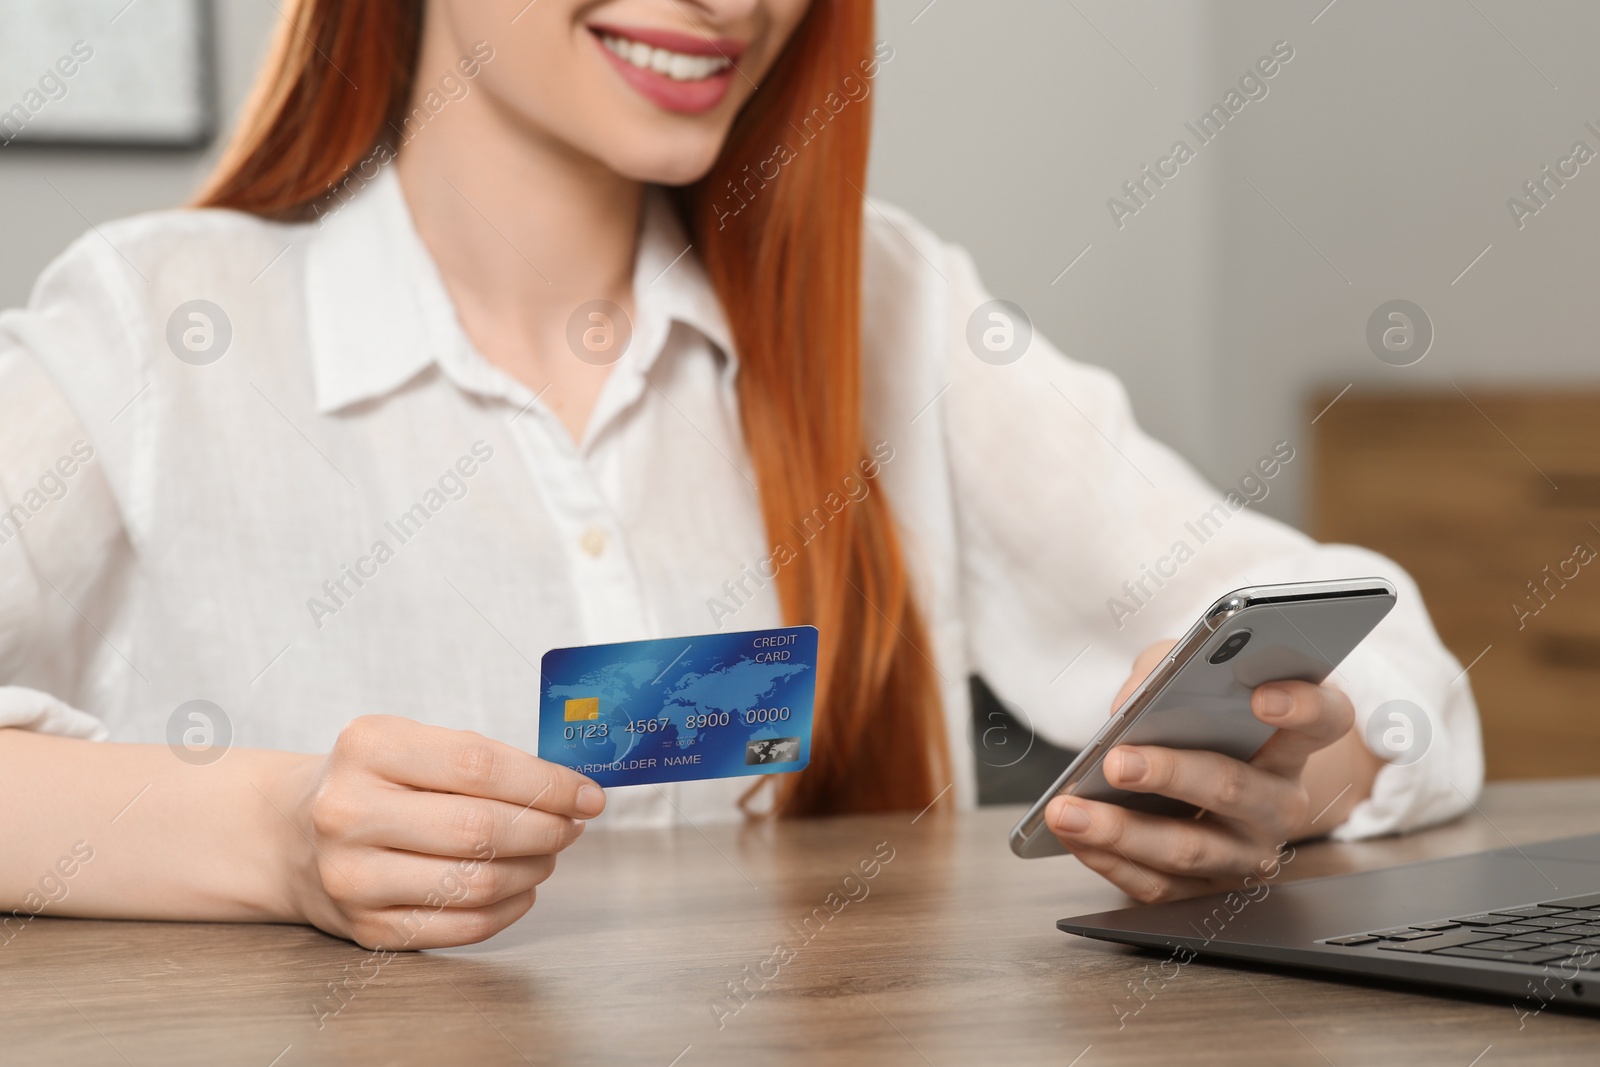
1311, 391, 1600, 780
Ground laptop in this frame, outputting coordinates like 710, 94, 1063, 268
1057, 831, 1600, 1015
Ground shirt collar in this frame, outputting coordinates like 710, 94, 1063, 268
304, 165, 736, 416
633, 186, 737, 371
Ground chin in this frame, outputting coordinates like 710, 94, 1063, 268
601, 134, 728, 188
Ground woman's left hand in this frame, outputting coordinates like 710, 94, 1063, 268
1044, 639, 1372, 902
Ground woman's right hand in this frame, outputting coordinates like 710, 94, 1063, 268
282, 714, 605, 949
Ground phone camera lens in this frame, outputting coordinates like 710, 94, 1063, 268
1208, 630, 1252, 664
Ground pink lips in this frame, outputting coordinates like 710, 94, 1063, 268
588, 23, 746, 115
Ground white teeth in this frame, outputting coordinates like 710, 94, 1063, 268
600, 33, 733, 82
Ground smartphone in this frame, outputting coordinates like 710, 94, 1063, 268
1009, 577, 1397, 859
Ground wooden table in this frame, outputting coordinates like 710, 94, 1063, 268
5, 780, 1600, 1065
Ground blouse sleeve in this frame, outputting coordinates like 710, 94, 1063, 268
0, 235, 143, 740
939, 243, 1484, 840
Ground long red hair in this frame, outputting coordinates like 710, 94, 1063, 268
197, 0, 949, 816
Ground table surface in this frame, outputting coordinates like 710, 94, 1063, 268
6, 780, 1600, 1066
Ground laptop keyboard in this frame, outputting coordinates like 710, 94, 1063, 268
1319, 891, 1600, 967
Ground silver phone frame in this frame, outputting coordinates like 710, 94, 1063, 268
1008, 577, 1397, 859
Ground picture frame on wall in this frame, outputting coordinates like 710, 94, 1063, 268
0, 0, 216, 149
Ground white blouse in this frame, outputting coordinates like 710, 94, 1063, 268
0, 166, 1482, 835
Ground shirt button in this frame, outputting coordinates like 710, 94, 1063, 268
580, 528, 608, 557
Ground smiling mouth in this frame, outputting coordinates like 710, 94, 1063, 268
587, 23, 745, 115
595, 31, 734, 82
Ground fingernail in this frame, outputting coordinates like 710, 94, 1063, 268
1113, 748, 1147, 783
1259, 688, 1293, 718
576, 784, 606, 817
1054, 801, 1091, 833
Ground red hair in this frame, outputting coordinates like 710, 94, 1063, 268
197, 0, 949, 816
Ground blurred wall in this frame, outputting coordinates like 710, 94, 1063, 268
871, 0, 1600, 524
871, 0, 1226, 490
1211, 0, 1600, 523
5, 1, 1600, 528
0, 1, 276, 312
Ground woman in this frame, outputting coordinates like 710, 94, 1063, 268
0, 0, 1480, 950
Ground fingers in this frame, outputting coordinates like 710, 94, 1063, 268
334, 789, 587, 860
1047, 794, 1270, 882
1108, 639, 1179, 716
301, 718, 604, 951
1248, 681, 1355, 778
1053, 837, 1213, 904
352, 890, 539, 951
333, 715, 605, 819
1099, 745, 1308, 836
326, 851, 558, 912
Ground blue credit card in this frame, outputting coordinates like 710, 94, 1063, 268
537, 625, 818, 788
